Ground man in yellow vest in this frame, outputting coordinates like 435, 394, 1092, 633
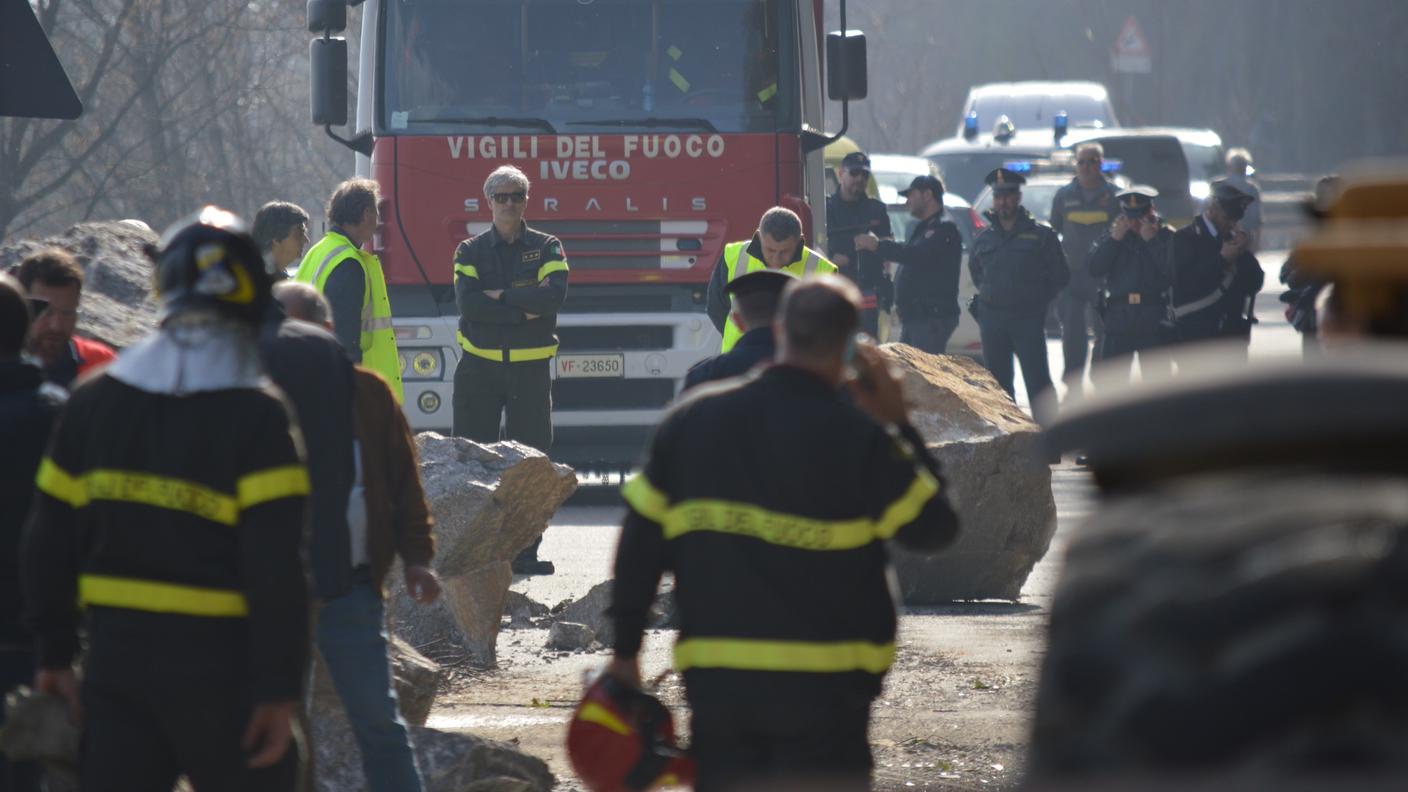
295, 179, 404, 402
706, 207, 837, 353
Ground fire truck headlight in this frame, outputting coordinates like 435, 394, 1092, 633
398, 349, 445, 381
417, 391, 441, 414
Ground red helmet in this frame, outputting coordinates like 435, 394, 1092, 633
567, 673, 696, 791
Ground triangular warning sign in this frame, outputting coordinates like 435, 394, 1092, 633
1, 0, 83, 119
1114, 16, 1150, 57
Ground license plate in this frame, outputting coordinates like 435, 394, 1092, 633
556, 353, 625, 379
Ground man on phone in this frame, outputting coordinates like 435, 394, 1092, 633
1168, 179, 1263, 362
1088, 187, 1175, 381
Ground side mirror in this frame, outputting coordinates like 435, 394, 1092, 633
826, 30, 868, 102
307, 0, 346, 33
310, 37, 348, 126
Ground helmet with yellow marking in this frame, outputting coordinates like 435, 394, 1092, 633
567, 672, 695, 791
155, 206, 272, 325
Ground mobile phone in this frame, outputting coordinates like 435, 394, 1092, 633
845, 333, 876, 393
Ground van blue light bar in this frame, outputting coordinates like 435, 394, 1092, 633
1002, 160, 1034, 173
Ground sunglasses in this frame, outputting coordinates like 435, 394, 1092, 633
492, 192, 527, 204
1077, 158, 1102, 166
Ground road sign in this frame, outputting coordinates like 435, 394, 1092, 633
1111, 16, 1152, 74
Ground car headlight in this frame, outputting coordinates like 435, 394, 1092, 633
397, 348, 445, 381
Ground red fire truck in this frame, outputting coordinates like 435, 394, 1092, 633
309, 0, 865, 471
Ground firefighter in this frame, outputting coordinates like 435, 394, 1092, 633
23, 207, 310, 791
452, 165, 569, 575
609, 276, 960, 791
294, 179, 404, 401
706, 206, 837, 353
1087, 187, 1175, 381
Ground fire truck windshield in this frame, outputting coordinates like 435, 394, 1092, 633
382, 0, 796, 135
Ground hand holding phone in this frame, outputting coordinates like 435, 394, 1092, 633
847, 336, 908, 426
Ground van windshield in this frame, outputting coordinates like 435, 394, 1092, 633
964, 94, 1114, 136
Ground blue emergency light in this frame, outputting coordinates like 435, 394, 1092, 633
1102, 159, 1123, 174
1053, 111, 1069, 141
963, 111, 979, 140
1002, 160, 1034, 173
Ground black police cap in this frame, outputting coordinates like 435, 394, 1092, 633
1210, 178, 1256, 208
899, 174, 945, 198
1117, 186, 1159, 214
725, 268, 797, 298
985, 167, 1026, 193
840, 151, 871, 170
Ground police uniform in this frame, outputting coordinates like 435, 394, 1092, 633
451, 221, 569, 452
826, 151, 893, 336
1087, 187, 1175, 380
1049, 174, 1121, 390
969, 168, 1069, 423
1168, 180, 1263, 358
875, 175, 964, 355
705, 235, 836, 353
682, 269, 794, 392
610, 365, 959, 792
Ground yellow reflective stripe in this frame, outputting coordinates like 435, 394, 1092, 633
236, 465, 310, 510
667, 45, 682, 61
621, 474, 670, 522
662, 500, 875, 551
1065, 210, 1111, 225
312, 244, 354, 285
669, 68, 690, 93
80, 574, 248, 617
456, 332, 558, 362
873, 470, 939, 540
35, 458, 87, 508
537, 260, 569, 281
577, 701, 633, 736
675, 638, 896, 674
73, 470, 238, 525
454, 263, 479, 281
757, 82, 778, 103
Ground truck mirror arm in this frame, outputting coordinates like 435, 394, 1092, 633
326, 125, 374, 157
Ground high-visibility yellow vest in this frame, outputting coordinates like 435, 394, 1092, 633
294, 232, 404, 402
720, 241, 837, 352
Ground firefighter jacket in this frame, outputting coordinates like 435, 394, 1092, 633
610, 365, 959, 708
705, 235, 837, 352
453, 222, 569, 363
969, 208, 1070, 317
1168, 215, 1263, 342
1088, 225, 1175, 336
1050, 178, 1120, 278
295, 231, 404, 401
23, 375, 311, 702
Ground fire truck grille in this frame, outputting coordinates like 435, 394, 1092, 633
552, 378, 676, 410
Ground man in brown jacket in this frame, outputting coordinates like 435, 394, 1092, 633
272, 281, 439, 792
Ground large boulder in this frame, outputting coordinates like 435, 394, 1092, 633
0, 221, 160, 349
880, 344, 1056, 602
388, 435, 576, 666
550, 579, 676, 648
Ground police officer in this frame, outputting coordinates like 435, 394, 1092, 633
453, 165, 568, 575
295, 179, 403, 401
1168, 179, 1263, 362
855, 174, 963, 355
826, 151, 893, 336
1049, 142, 1120, 397
970, 168, 1069, 424
683, 269, 794, 392
1088, 187, 1174, 381
24, 208, 309, 791
706, 206, 837, 353
609, 276, 959, 792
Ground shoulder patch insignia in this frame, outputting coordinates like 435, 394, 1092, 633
924, 229, 935, 238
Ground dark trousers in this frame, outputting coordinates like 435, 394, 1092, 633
452, 355, 552, 452
80, 612, 299, 792
0, 647, 40, 792
1098, 333, 1170, 381
979, 310, 1057, 425
1057, 289, 1103, 393
690, 697, 872, 792
899, 311, 960, 356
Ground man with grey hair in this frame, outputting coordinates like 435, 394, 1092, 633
1221, 147, 1263, 249
253, 202, 311, 275
1049, 141, 1119, 399
293, 179, 403, 400
706, 206, 837, 352
452, 165, 568, 574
